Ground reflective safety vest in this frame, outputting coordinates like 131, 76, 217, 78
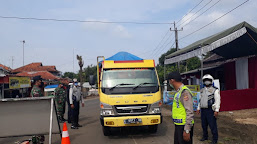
172, 86, 194, 125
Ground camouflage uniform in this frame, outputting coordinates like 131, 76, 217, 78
55, 87, 66, 121
31, 85, 43, 97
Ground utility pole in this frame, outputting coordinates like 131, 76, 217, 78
170, 22, 183, 72
11, 56, 14, 68
73, 48, 74, 73
22, 40, 25, 66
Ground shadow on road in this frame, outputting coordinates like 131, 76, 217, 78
107, 121, 168, 140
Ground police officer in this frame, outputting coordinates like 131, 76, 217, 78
69, 79, 85, 129
55, 82, 66, 123
197, 74, 220, 144
66, 83, 72, 124
168, 72, 194, 144
31, 76, 43, 97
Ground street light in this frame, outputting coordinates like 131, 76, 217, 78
21, 40, 25, 66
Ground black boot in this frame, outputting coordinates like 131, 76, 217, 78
71, 125, 78, 129
200, 137, 208, 141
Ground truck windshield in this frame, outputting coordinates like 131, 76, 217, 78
102, 68, 159, 94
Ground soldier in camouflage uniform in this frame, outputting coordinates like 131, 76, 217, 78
55, 83, 66, 122
31, 76, 43, 97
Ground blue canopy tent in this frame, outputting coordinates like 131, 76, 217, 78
105, 51, 143, 61
99, 52, 143, 66
45, 84, 58, 89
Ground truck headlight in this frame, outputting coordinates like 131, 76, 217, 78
101, 109, 114, 116
149, 100, 162, 114
100, 102, 114, 116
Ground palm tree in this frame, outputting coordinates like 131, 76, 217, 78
77, 55, 84, 87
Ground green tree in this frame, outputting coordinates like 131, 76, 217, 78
186, 57, 201, 71
62, 72, 78, 79
82, 65, 97, 82
156, 48, 178, 85
158, 48, 177, 66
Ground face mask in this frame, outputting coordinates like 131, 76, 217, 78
169, 84, 174, 89
204, 81, 212, 86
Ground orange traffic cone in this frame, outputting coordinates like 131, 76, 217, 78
61, 122, 71, 144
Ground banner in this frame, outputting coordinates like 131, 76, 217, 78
185, 85, 200, 92
9, 77, 31, 89
163, 85, 200, 111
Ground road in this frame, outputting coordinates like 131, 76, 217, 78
0, 98, 203, 144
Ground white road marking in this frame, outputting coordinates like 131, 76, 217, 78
131, 136, 138, 144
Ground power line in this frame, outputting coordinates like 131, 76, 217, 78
154, 41, 176, 61
0, 15, 172, 25
151, 32, 174, 58
146, 1, 205, 59
176, 0, 205, 25
180, 0, 222, 29
158, 41, 176, 58
153, 36, 175, 60
177, 0, 213, 28
150, 30, 170, 56
151, 1, 204, 59
180, 0, 249, 40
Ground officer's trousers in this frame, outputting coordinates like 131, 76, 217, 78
71, 100, 80, 126
201, 108, 218, 142
67, 102, 71, 123
174, 125, 194, 144
62, 101, 66, 117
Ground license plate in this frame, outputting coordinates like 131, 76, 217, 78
124, 118, 142, 124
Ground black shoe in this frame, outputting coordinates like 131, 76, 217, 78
77, 124, 82, 127
62, 118, 67, 121
71, 125, 78, 129
68, 121, 71, 124
200, 138, 208, 141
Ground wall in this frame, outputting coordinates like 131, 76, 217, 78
220, 89, 257, 111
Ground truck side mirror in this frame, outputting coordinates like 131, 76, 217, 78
89, 75, 96, 86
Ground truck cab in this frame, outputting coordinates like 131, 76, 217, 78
97, 56, 162, 136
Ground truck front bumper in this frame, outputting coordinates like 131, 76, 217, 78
100, 115, 162, 127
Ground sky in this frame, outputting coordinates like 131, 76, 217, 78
0, 0, 256, 73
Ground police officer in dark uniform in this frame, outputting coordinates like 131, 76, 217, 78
69, 79, 85, 129
197, 74, 221, 144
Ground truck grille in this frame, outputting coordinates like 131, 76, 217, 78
115, 104, 148, 114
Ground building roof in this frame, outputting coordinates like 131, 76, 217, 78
165, 21, 257, 64
0, 64, 12, 72
16, 71, 59, 80
12, 63, 57, 73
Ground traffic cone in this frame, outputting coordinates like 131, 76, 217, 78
61, 122, 71, 144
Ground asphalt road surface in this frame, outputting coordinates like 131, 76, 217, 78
0, 98, 202, 144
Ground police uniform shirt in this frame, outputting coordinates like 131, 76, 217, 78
177, 84, 194, 131
197, 86, 221, 112
69, 85, 85, 105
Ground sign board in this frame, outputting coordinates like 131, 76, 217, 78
163, 85, 200, 111
185, 85, 200, 92
9, 77, 31, 89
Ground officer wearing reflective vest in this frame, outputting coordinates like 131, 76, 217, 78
168, 72, 194, 144
197, 74, 220, 144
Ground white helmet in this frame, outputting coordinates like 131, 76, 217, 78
202, 74, 214, 82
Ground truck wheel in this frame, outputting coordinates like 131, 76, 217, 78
148, 125, 158, 133
102, 126, 111, 136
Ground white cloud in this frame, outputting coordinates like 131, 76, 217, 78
82, 18, 131, 38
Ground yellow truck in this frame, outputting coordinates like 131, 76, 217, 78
96, 54, 162, 136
